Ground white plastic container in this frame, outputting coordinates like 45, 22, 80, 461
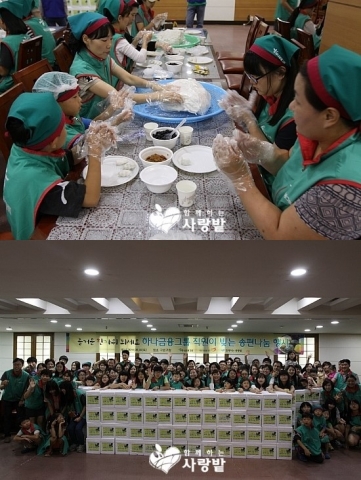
129, 410, 144, 424
261, 445, 277, 459
158, 411, 172, 425
232, 394, 247, 410
188, 411, 202, 425
101, 407, 116, 423
216, 394, 232, 410
246, 444, 261, 458
86, 407, 100, 423
86, 438, 101, 454
173, 426, 188, 441
87, 423, 101, 438
115, 439, 130, 454
217, 412, 232, 425
276, 444, 293, 460
101, 425, 116, 438
232, 427, 247, 443
128, 394, 144, 409
231, 443, 247, 458
100, 439, 115, 454
246, 427, 262, 443
86, 392, 100, 407
187, 426, 203, 441
203, 411, 218, 426
202, 427, 217, 441
173, 410, 188, 425
231, 410, 247, 426
217, 427, 232, 443
277, 410, 293, 427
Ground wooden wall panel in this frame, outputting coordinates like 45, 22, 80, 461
235, 0, 277, 22
320, 1, 361, 54
155, 1, 187, 21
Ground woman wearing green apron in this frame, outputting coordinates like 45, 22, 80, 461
68, 12, 182, 119
221, 36, 299, 193
213, 45, 361, 240
131, 0, 167, 36
98, 0, 152, 72
289, 0, 321, 52
0, 1, 29, 93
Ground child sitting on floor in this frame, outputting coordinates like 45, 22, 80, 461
43, 413, 68, 456
294, 413, 324, 463
13, 418, 43, 454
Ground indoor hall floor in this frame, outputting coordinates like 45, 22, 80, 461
0, 439, 361, 480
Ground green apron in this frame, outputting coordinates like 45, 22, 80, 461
272, 130, 361, 210
70, 48, 114, 119
3, 144, 70, 240
0, 34, 29, 93
64, 117, 86, 149
296, 425, 322, 455
24, 16, 56, 65
290, 13, 321, 50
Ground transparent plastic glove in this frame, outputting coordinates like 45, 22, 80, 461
233, 129, 275, 165
109, 86, 135, 110
145, 80, 163, 92
133, 30, 146, 44
212, 134, 255, 192
155, 40, 172, 53
153, 13, 168, 28
219, 89, 258, 129
158, 90, 183, 104
142, 31, 153, 44
85, 121, 118, 158
110, 97, 135, 127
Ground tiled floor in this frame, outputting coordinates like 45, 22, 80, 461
1, 438, 360, 480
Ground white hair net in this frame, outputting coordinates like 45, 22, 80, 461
33, 72, 79, 100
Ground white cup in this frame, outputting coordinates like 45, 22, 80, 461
144, 122, 158, 141
176, 180, 197, 207
178, 126, 193, 146
199, 37, 206, 45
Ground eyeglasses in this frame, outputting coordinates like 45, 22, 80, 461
245, 69, 275, 84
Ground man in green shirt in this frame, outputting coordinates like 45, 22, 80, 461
146, 365, 170, 391
294, 414, 324, 463
1, 358, 29, 442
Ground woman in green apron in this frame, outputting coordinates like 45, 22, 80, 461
68, 12, 182, 119
221, 35, 299, 193
212, 45, 361, 240
288, 0, 321, 52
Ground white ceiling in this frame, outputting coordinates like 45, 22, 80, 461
1, 242, 361, 335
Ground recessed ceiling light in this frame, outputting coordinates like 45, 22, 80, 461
50, 320, 58, 323
77, 328, 82, 331
290, 268, 307, 276
65, 324, 71, 328
316, 325, 323, 328
6, 327, 12, 331
231, 324, 238, 328
151, 328, 156, 331
227, 328, 233, 331
84, 268, 99, 276
331, 321, 339, 324
146, 324, 153, 328
236, 320, 243, 324
142, 320, 148, 323
304, 329, 311, 332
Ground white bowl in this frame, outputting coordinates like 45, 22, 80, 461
165, 54, 184, 62
139, 146, 173, 168
150, 127, 180, 149
165, 61, 183, 73
140, 165, 178, 193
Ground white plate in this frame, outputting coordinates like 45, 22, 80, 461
186, 29, 203, 35
186, 46, 209, 55
82, 156, 139, 187
136, 60, 162, 68
188, 56, 214, 65
172, 146, 217, 173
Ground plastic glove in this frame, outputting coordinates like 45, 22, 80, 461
153, 13, 168, 28
85, 121, 118, 158
212, 134, 254, 192
233, 129, 275, 165
109, 86, 134, 110
155, 40, 172, 53
219, 89, 258, 130
110, 97, 135, 127
145, 80, 163, 92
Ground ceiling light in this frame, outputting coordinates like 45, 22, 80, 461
151, 328, 157, 331
316, 325, 323, 328
6, 327, 12, 331
65, 324, 71, 328
290, 268, 307, 276
146, 324, 153, 328
227, 328, 233, 331
77, 328, 82, 331
304, 329, 311, 332
231, 324, 238, 328
142, 320, 148, 323
236, 320, 243, 324
84, 268, 99, 276
50, 320, 58, 323
331, 321, 339, 324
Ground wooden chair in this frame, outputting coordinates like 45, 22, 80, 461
291, 39, 309, 67
220, 21, 269, 75
275, 18, 291, 40
0, 83, 26, 161
296, 28, 316, 59
217, 16, 263, 61
53, 42, 74, 73
17, 36, 43, 70
12, 59, 52, 92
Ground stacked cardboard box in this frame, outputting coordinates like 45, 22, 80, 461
86, 390, 296, 459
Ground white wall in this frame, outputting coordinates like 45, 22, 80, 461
0, 333, 14, 374
205, 0, 235, 21
319, 334, 361, 376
